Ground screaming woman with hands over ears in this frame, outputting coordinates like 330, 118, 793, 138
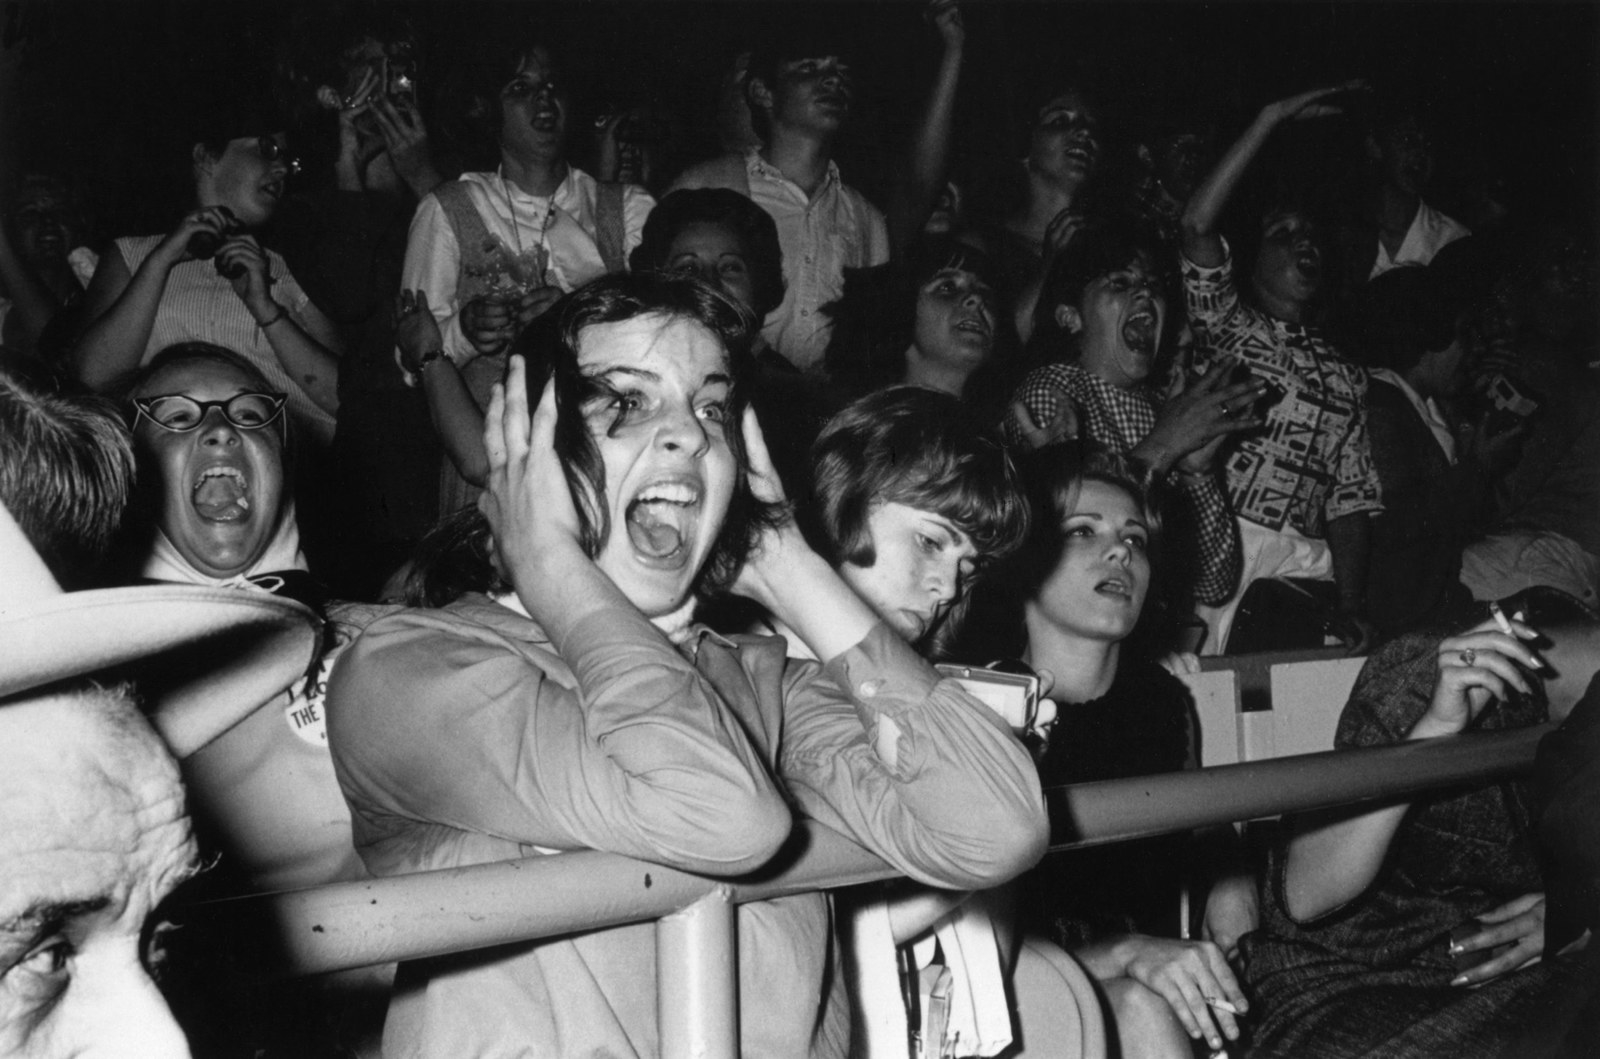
326, 273, 1047, 1059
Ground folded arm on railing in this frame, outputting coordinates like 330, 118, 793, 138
184, 724, 1548, 978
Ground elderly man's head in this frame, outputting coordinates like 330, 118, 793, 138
0, 484, 319, 1055
0, 682, 198, 1057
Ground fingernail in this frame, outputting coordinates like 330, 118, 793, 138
1450, 974, 1468, 986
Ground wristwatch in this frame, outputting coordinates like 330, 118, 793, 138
415, 349, 448, 373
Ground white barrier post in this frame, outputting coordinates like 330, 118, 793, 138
657, 885, 738, 1059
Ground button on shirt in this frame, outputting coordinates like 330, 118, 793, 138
1183, 241, 1382, 538
744, 151, 890, 374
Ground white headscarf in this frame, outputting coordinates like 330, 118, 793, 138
142, 498, 307, 591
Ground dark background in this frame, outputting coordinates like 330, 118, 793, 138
1, 0, 1596, 238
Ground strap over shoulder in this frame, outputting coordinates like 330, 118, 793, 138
594, 181, 628, 275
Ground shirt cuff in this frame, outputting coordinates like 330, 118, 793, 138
1180, 236, 1233, 280
822, 622, 942, 724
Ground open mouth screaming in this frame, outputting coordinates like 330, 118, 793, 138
624, 477, 702, 569
193, 466, 251, 523
530, 100, 561, 133
1122, 306, 1159, 355
1293, 247, 1321, 281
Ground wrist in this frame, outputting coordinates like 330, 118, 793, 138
1410, 712, 1464, 740
1132, 439, 1176, 475
156, 237, 191, 268
745, 528, 821, 613
334, 158, 364, 191
252, 302, 289, 328
503, 533, 588, 594
412, 348, 448, 376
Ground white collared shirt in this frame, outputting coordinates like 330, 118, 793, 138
742, 151, 889, 373
1370, 200, 1471, 280
1370, 368, 1458, 464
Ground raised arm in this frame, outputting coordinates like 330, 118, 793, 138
1284, 617, 1543, 920
397, 288, 488, 485
69, 210, 233, 389
215, 234, 341, 414
1181, 83, 1360, 267
887, 0, 966, 257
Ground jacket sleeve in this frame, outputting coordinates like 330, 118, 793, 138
776, 624, 1049, 891
329, 603, 792, 876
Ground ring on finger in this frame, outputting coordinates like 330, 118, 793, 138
1460, 647, 1477, 666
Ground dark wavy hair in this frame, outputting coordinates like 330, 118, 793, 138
1026, 218, 1174, 371
825, 240, 1022, 419
629, 189, 786, 320
433, 35, 568, 169
402, 272, 786, 608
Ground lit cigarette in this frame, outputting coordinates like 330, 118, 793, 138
1488, 601, 1516, 637
1206, 997, 1240, 1015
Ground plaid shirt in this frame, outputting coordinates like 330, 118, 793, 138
1182, 242, 1382, 537
1006, 363, 1243, 606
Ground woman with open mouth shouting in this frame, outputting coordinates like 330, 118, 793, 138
122, 342, 371, 890
71, 101, 341, 450
959, 444, 1257, 1059
328, 272, 1047, 1059
1008, 220, 1262, 612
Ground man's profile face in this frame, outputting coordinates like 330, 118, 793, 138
0, 690, 198, 1057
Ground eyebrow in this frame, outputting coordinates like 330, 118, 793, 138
922, 516, 971, 545
1067, 512, 1149, 530
583, 366, 732, 389
1, 897, 111, 939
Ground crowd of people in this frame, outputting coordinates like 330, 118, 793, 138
1, 2, 1598, 1057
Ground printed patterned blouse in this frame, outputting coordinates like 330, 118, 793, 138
1182, 242, 1382, 537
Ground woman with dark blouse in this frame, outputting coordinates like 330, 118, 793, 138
961, 444, 1256, 1059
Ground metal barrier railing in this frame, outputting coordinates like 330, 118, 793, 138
185, 723, 1550, 981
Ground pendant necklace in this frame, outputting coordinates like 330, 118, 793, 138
501, 170, 556, 289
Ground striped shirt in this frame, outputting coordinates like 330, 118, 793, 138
118, 235, 336, 447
